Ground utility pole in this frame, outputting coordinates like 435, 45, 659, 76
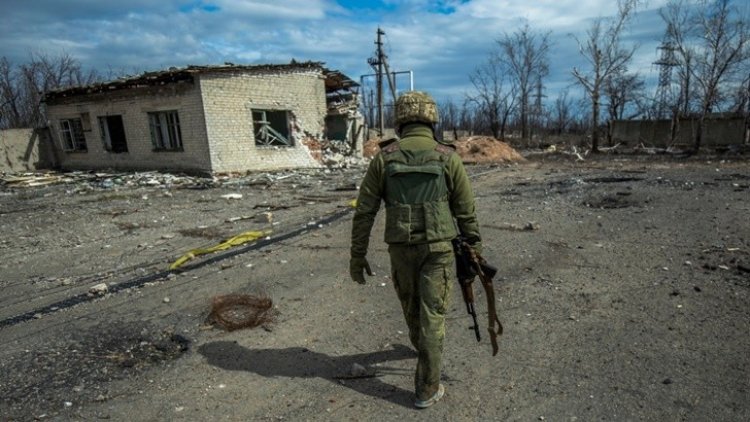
367, 27, 397, 136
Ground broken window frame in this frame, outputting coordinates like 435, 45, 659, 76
148, 110, 183, 151
252, 109, 293, 147
59, 118, 88, 152
98, 115, 129, 153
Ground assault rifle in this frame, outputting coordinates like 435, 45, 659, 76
452, 237, 503, 356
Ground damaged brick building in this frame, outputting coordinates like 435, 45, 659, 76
42, 61, 362, 173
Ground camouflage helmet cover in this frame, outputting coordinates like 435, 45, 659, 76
394, 91, 438, 127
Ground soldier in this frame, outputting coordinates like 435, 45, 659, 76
350, 91, 482, 408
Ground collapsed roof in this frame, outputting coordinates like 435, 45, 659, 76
43, 61, 359, 103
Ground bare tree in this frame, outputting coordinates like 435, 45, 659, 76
0, 53, 99, 129
572, 0, 640, 152
662, 0, 749, 151
604, 70, 646, 144
497, 23, 551, 141
550, 89, 575, 135
467, 55, 517, 139
437, 98, 460, 140
0, 57, 22, 129
728, 72, 749, 114
459, 99, 478, 136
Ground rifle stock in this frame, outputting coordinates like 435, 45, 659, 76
452, 236, 503, 356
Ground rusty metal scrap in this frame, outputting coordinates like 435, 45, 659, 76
207, 293, 277, 331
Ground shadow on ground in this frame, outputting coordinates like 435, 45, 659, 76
198, 341, 417, 408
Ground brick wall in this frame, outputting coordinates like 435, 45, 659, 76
198, 70, 325, 172
44, 68, 328, 174
45, 83, 212, 173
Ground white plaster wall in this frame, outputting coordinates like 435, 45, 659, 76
44, 83, 212, 173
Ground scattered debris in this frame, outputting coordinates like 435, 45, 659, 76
225, 215, 255, 223
485, 222, 539, 231
526, 144, 589, 161
89, 283, 108, 296
333, 363, 379, 380
0, 171, 218, 191
350, 363, 368, 377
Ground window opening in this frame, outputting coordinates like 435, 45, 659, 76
59, 118, 87, 151
252, 109, 292, 146
148, 111, 183, 150
98, 115, 128, 153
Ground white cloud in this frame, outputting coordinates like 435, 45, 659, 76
0, 0, 680, 104
214, 0, 328, 20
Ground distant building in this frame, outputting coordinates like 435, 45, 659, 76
42, 61, 362, 173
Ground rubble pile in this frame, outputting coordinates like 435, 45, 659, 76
305, 138, 367, 168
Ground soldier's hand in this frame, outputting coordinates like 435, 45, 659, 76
349, 256, 373, 284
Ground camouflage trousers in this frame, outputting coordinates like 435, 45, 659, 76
388, 241, 454, 401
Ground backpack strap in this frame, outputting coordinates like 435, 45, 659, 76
381, 140, 401, 154
435, 143, 455, 155
379, 137, 399, 152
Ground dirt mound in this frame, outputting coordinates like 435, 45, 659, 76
363, 138, 382, 158
453, 136, 525, 163
363, 136, 524, 164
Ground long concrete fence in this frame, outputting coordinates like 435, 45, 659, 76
611, 116, 748, 148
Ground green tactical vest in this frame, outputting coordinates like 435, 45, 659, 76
381, 143, 458, 244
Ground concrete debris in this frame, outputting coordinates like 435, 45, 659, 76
526, 144, 589, 161
89, 283, 108, 296
350, 363, 368, 377
256, 212, 273, 223
318, 139, 368, 168
226, 215, 255, 223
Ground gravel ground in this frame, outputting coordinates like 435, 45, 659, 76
0, 153, 748, 421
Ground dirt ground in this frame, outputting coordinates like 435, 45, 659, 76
1, 150, 749, 421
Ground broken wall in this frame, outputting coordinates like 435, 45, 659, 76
0, 128, 56, 173
44, 84, 213, 174
198, 70, 325, 172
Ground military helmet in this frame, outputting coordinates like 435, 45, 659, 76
394, 91, 438, 127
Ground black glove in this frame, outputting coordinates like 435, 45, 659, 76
349, 256, 373, 284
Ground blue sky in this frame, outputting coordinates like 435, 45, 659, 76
0, 0, 713, 106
